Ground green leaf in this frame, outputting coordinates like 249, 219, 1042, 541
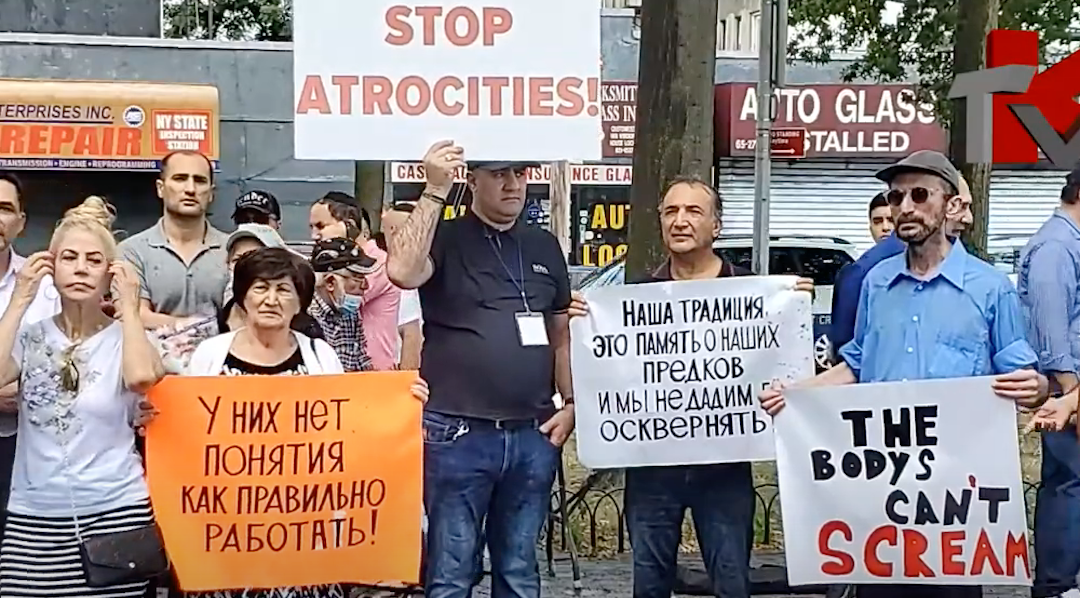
788, 0, 1080, 126
164, 0, 291, 41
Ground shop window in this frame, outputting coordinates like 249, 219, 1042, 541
574, 185, 631, 267
750, 12, 760, 52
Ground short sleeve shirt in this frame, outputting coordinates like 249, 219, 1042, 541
9, 320, 148, 517
419, 213, 571, 420
118, 219, 229, 318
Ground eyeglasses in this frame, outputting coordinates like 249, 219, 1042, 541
59, 344, 81, 394
886, 187, 950, 206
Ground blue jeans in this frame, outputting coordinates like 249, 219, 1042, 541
1034, 429, 1080, 597
624, 463, 755, 598
422, 412, 558, 598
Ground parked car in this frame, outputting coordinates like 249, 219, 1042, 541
987, 234, 1028, 287
575, 235, 861, 372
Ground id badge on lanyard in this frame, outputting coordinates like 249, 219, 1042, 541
490, 234, 549, 347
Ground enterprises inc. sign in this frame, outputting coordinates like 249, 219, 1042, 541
948, 29, 1080, 167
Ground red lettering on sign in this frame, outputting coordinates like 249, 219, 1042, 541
384, 6, 513, 47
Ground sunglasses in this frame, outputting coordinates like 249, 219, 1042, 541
886, 187, 951, 206
59, 344, 81, 394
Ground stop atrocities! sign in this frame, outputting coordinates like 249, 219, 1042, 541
293, 1, 602, 161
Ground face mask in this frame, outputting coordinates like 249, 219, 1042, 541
340, 294, 362, 315
223, 278, 234, 305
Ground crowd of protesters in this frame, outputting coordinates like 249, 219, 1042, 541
0, 142, 1076, 598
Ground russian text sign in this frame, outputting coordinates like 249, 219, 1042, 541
146, 372, 422, 592
570, 276, 813, 468
776, 378, 1031, 586
293, 0, 603, 161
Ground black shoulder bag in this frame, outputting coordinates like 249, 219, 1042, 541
61, 429, 170, 586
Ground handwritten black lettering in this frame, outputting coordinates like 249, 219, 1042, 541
678, 296, 765, 324
622, 299, 675, 327
204, 441, 345, 477
199, 395, 221, 434
204, 514, 377, 553
294, 398, 350, 433
231, 400, 281, 434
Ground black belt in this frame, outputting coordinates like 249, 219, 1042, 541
460, 416, 539, 430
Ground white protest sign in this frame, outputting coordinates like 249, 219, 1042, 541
775, 377, 1031, 586
570, 276, 813, 469
293, 0, 602, 161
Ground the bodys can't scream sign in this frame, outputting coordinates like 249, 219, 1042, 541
145, 373, 422, 592
569, 276, 814, 468
775, 377, 1031, 586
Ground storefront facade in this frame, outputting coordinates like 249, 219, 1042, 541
713, 82, 1063, 253
389, 161, 634, 267
393, 80, 1066, 264
0, 78, 220, 248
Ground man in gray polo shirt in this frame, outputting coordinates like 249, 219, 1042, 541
119, 150, 229, 329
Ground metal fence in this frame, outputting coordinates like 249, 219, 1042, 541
544, 472, 1044, 557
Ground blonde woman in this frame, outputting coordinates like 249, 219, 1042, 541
0, 196, 167, 597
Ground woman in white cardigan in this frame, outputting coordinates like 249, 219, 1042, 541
186, 248, 345, 379
183, 247, 427, 598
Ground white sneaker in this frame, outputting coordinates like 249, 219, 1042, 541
1057, 589, 1080, 598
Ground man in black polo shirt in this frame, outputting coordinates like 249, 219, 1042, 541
569, 176, 812, 598
387, 140, 575, 598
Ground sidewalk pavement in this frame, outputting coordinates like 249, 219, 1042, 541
466, 552, 1031, 597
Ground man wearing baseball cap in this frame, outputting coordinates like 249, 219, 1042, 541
233, 190, 282, 230
759, 150, 1049, 598
308, 237, 378, 372
1017, 163, 1080, 598
828, 154, 974, 363
310, 191, 403, 370
387, 141, 574, 598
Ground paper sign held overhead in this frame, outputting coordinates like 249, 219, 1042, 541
293, 1, 603, 161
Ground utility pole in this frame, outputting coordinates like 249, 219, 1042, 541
750, 0, 788, 275
625, 0, 718, 281
951, 0, 999, 260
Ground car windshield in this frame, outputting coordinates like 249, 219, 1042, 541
576, 256, 627, 288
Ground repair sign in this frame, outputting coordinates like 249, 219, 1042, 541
0, 79, 219, 171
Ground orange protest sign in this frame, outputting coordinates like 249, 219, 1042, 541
145, 372, 421, 592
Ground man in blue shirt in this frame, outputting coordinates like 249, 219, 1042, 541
1018, 164, 1080, 598
761, 150, 1048, 598
828, 175, 973, 362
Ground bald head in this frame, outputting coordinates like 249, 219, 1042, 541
948, 175, 974, 236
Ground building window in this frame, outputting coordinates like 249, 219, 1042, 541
750, 12, 761, 52
717, 20, 727, 51
734, 15, 743, 51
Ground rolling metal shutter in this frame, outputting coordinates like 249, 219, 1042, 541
716, 158, 1065, 253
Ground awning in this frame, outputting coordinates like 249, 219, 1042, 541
0, 79, 220, 171
389, 162, 632, 185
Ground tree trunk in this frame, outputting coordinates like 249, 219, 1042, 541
625, 0, 718, 280
549, 161, 572, 255
354, 160, 386, 233
950, 0, 999, 261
